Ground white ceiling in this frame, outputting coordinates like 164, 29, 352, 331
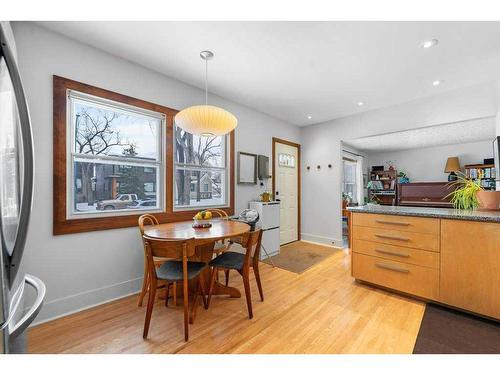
38, 21, 500, 126
343, 116, 496, 153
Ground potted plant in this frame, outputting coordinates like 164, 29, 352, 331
475, 170, 500, 210
342, 192, 352, 209
397, 171, 409, 184
446, 173, 500, 210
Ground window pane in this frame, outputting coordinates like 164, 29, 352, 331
73, 99, 161, 160
174, 126, 224, 167
73, 160, 159, 213
174, 168, 226, 208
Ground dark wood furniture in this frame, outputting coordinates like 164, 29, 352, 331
369, 169, 398, 205
207, 229, 264, 319
397, 182, 455, 207
142, 235, 207, 341
143, 220, 250, 323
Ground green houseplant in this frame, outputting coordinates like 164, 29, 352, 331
445, 173, 483, 210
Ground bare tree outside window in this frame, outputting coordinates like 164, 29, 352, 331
174, 126, 226, 208
75, 107, 127, 205
69, 92, 163, 217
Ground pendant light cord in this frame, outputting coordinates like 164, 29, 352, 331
205, 58, 208, 105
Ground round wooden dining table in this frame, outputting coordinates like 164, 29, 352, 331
143, 219, 250, 323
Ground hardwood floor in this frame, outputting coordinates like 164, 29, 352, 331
28, 247, 425, 354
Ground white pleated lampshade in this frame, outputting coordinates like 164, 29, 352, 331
175, 104, 237, 136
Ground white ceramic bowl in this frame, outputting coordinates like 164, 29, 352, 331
193, 218, 212, 227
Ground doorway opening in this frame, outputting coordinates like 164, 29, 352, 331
341, 150, 364, 248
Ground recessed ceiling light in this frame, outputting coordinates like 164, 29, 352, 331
432, 80, 441, 87
357, 101, 364, 106
307, 115, 312, 119
422, 39, 439, 49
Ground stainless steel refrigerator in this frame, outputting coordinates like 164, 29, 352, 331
1, 22, 45, 354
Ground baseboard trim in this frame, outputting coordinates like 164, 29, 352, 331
300, 233, 343, 248
31, 277, 143, 327
299, 239, 343, 250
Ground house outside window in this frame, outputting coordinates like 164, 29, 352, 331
174, 125, 228, 209
67, 90, 165, 218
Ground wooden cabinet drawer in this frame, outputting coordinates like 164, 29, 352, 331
353, 213, 439, 235
353, 239, 439, 269
352, 253, 439, 300
353, 226, 439, 252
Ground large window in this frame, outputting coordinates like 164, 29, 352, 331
68, 91, 165, 217
53, 76, 234, 235
174, 126, 228, 209
342, 158, 358, 204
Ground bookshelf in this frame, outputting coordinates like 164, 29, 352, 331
464, 163, 496, 190
369, 169, 397, 205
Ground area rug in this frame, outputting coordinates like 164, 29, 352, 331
263, 241, 338, 274
413, 304, 500, 354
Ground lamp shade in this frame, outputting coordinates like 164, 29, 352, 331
444, 157, 461, 173
175, 104, 237, 136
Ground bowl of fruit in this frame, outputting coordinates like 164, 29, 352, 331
192, 210, 213, 228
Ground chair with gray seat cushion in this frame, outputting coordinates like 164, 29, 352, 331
137, 214, 182, 309
207, 229, 264, 319
142, 235, 207, 341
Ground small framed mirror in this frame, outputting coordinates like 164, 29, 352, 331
237, 152, 257, 184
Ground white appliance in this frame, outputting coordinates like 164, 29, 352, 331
249, 201, 280, 260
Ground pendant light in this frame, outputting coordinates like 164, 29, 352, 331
175, 50, 237, 137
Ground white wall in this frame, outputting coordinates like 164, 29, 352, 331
366, 140, 494, 182
301, 81, 499, 246
12, 22, 300, 323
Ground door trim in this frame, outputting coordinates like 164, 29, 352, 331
272, 137, 301, 242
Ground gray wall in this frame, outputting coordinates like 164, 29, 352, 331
366, 140, 494, 182
300, 81, 499, 246
12, 22, 300, 323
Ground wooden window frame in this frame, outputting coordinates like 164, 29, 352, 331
53, 76, 234, 235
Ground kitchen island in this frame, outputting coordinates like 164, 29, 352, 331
348, 205, 500, 320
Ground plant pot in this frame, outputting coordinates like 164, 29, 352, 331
476, 190, 500, 211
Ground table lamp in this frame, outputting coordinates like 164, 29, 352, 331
445, 157, 460, 181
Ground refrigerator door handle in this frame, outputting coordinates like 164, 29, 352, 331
0, 276, 25, 331
8, 274, 45, 339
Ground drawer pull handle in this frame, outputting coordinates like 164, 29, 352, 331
375, 248, 410, 258
375, 234, 410, 242
375, 219, 410, 226
375, 262, 410, 273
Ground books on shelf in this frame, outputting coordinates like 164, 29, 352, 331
371, 180, 384, 190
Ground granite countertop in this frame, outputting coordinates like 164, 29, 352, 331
347, 204, 500, 223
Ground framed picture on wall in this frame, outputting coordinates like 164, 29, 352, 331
237, 152, 258, 184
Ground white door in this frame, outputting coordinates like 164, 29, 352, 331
275, 141, 299, 245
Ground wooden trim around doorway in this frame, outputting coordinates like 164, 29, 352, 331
272, 137, 301, 242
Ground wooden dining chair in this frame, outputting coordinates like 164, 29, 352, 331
137, 214, 177, 308
207, 229, 264, 319
142, 235, 208, 341
210, 209, 232, 285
